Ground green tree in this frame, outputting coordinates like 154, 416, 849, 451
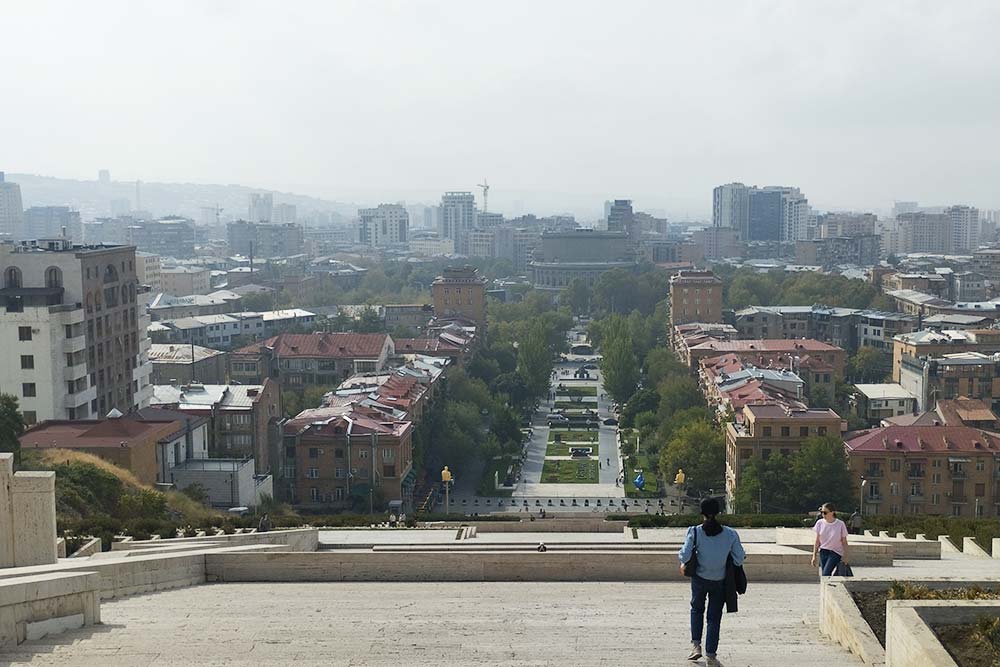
620, 388, 659, 428
733, 452, 795, 514
847, 347, 886, 383
239, 291, 277, 312
601, 335, 639, 406
644, 347, 687, 387
788, 435, 854, 511
516, 323, 552, 398
562, 278, 591, 316
658, 420, 725, 494
0, 394, 26, 467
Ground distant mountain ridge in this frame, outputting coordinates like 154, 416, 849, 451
7, 172, 356, 223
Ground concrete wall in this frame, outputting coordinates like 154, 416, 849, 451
431, 519, 628, 534
0, 454, 57, 568
0, 571, 100, 647
111, 527, 318, 553
775, 527, 939, 560
205, 549, 819, 583
883, 600, 998, 667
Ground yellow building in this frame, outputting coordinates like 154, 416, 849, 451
669, 270, 722, 326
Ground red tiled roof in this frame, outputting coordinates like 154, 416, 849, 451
232, 333, 389, 359
690, 339, 842, 353
395, 338, 461, 353
20, 418, 184, 449
845, 425, 1000, 453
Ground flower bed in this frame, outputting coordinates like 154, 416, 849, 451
936, 617, 1000, 667
541, 459, 599, 483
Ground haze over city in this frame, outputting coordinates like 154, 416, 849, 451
4, 1, 1000, 218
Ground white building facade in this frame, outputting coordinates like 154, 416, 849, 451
358, 204, 409, 248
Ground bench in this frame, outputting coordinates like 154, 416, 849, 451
0, 570, 100, 647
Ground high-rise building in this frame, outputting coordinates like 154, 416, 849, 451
760, 186, 812, 242
110, 198, 131, 218
1, 239, 153, 421
22, 207, 83, 242
135, 252, 162, 291
818, 213, 877, 239
272, 203, 297, 224
0, 173, 24, 240
248, 193, 274, 223
896, 212, 952, 254
747, 188, 782, 241
712, 183, 750, 240
358, 204, 409, 248
475, 211, 504, 229
98, 170, 110, 185
438, 192, 476, 252
945, 205, 980, 253
892, 201, 919, 218
227, 221, 304, 258
125, 217, 197, 258
606, 200, 634, 233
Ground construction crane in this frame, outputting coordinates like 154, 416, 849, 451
477, 179, 490, 213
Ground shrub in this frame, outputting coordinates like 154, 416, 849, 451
183, 526, 198, 538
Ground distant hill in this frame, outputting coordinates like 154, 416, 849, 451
8, 172, 356, 223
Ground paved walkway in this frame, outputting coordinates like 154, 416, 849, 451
4, 582, 861, 666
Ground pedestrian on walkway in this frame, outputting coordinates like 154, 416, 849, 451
678, 498, 746, 666
849, 509, 863, 535
811, 503, 850, 576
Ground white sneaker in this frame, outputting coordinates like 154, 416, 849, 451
706, 654, 720, 666
687, 644, 702, 661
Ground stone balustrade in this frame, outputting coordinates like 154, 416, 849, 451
0, 570, 99, 647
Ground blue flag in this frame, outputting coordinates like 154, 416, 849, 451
634, 472, 645, 490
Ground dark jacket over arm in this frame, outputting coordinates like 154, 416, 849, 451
724, 555, 748, 613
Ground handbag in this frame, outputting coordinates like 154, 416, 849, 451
835, 562, 853, 577
683, 526, 698, 578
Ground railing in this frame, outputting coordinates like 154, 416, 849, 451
907, 494, 924, 503
951, 470, 968, 479
950, 495, 969, 503
907, 470, 925, 479
865, 470, 885, 478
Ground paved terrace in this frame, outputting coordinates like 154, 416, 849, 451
6, 581, 861, 666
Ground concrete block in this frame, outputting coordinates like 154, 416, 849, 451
938, 535, 961, 553
885, 600, 1000, 667
878, 530, 890, 539
992, 538, 1000, 559
895, 532, 907, 540
963, 536, 990, 558
10, 471, 57, 568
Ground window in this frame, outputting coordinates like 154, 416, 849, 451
285, 446, 296, 458
932, 472, 941, 484
976, 483, 986, 497
309, 447, 319, 459
18, 326, 32, 341
382, 448, 394, 461
306, 467, 319, 479
889, 482, 899, 496
22, 383, 36, 398
22, 411, 36, 425
931, 493, 940, 505
952, 504, 962, 517
20, 355, 34, 369
335, 468, 345, 479
761, 448, 771, 460
780, 426, 790, 437
334, 488, 345, 501
335, 448, 345, 458
890, 459, 900, 472
762, 426, 772, 437
383, 464, 396, 477
44, 266, 62, 288
799, 427, 809, 437
359, 449, 368, 459
976, 459, 986, 472
818, 426, 827, 436
4, 267, 22, 288
310, 488, 320, 501
932, 459, 942, 468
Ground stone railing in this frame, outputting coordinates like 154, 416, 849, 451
886, 600, 1000, 667
0, 570, 100, 647
110, 527, 318, 553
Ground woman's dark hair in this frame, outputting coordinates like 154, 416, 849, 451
700, 498, 723, 536
821, 502, 835, 514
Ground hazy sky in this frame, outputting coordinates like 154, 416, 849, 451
4, 1, 1000, 218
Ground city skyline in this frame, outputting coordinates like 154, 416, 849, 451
3, 1, 1000, 218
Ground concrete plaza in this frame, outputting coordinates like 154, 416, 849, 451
5, 581, 861, 666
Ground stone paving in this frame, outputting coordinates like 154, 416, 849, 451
4, 581, 862, 666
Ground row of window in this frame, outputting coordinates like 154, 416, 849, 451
760, 425, 828, 438
307, 446, 394, 461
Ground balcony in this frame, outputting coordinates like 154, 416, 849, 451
907, 470, 925, 480
62, 335, 87, 354
63, 362, 88, 381
951, 470, 968, 480
867, 494, 882, 502
949, 495, 969, 504
908, 494, 924, 503
865, 470, 885, 479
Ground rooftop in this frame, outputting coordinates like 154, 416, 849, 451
689, 338, 842, 353
148, 344, 225, 364
845, 425, 1000, 453
233, 332, 389, 359
151, 383, 268, 410
744, 404, 842, 420
853, 383, 916, 400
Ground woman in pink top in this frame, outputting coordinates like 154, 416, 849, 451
811, 502, 849, 576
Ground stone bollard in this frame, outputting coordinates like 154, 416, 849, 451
963, 537, 990, 558
895, 532, 907, 540
938, 535, 961, 553
992, 539, 1000, 559
0, 454, 58, 568
878, 530, 891, 539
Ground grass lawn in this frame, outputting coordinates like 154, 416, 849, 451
477, 457, 517, 497
553, 400, 597, 409
548, 430, 598, 442
556, 386, 597, 397
625, 452, 661, 498
541, 459, 599, 484
545, 441, 599, 457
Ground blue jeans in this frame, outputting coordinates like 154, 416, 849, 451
819, 548, 842, 576
690, 575, 725, 655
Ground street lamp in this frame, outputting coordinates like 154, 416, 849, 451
441, 466, 453, 514
859, 476, 868, 515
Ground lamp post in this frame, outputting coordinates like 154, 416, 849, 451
859, 476, 868, 515
441, 466, 452, 514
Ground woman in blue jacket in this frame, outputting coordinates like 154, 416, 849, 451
678, 498, 746, 665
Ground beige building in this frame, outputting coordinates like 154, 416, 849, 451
160, 266, 211, 296
432, 266, 486, 327
891, 329, 1000, 382
725, 404, 845, 510
135, 251, 162, 291
668, 270, 723, 326
845, 425, 1000, 517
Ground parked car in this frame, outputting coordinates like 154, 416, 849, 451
603, 418, 619, 426
547, 413, 569, 424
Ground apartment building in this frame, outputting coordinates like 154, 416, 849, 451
135, 252, 162, 291
850, 384, 918, 426
725, 404, 845, 509
358, 204, 409, 248
229, 332, 394, 386
282, 405, 413, 511
22, 206, 83, 242
160, 266, 212, 296
432, 266, 486, 327
844, 425, 1000, 517
898, 352, 1000, 412
891, 329, 1000, 382
150, 379, 281, 474
1, 239, 152, 420
227, 221, 305, 258
148, 343, 228, 384
669, 270, 723, 326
